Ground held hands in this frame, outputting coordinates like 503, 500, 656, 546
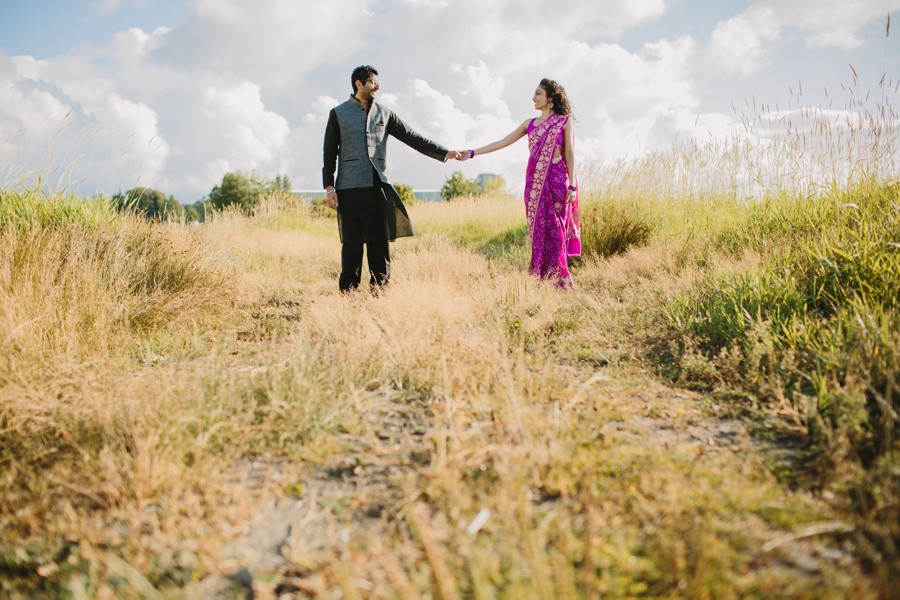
446, 150, 475, 161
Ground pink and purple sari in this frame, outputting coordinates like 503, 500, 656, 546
525, 113, 581, 285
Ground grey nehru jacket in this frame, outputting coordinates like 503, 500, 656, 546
322, 95, 449, 190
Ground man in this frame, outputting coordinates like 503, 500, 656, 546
322, 65, 461, 292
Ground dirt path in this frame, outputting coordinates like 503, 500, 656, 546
178, 228, 879, 598
198, 373, 864, 599
200, 390, 432, 598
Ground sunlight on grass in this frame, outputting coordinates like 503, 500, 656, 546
1, 68, 898, 597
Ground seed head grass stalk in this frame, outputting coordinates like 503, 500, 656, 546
0, 178, 892, 596
1, 62, 899, 596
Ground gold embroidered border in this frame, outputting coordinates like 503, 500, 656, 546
525, 114, 568, 237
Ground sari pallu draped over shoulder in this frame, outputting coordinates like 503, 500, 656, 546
525, 113, 581, 283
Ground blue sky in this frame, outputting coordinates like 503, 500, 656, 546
1, 0, 898, 201
1, 1, 182, 58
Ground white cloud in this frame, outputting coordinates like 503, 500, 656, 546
763, 0, 900, 50
89, 0, 121, 15
703, 5, 779, 77
0, 50, 169, 193
0, 55, 72, 182
1, 0, 895, 200
202, 82, 290, 171
110, 26, 170, 64
703, 0, 899, 77
453, 61, 511, 121
150, 0, 374, 85
104, 93, 170, 180
311, 96, 340, 115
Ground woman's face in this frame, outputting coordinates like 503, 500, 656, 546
533, 86, 549, 111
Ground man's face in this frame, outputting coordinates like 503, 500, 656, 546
357, 76, 380, 102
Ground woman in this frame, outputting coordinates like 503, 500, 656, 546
461, 78, 580, 287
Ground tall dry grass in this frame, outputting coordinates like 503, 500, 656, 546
0, 187, 239, 594
2, 58, 899, 596
570, 60, 900, 579
1, 188, 230, 363
3, 183, 879, 597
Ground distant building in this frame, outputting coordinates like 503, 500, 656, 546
476, 173, 500, 190
292, 190, 326, 200
292, 189, 443, 202
413, 190, 442, 202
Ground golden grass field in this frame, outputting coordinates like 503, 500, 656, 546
2, 74, 900, 596
1, 171, 897, 598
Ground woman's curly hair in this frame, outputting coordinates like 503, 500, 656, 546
539, 78, 572, 116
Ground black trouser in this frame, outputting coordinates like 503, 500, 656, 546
336, 179, 394, 292
339, 239, 390, 291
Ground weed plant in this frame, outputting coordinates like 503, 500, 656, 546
0, 187, 114, 231
665, 184, 899, 509
579, 198, 653, 258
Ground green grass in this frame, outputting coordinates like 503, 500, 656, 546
0, 187, 117, 231
653, 183, 899, 553
477, 222, 529, 263
579, 197, 653, 258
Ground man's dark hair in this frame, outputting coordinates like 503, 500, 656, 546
351, 65, 378, 94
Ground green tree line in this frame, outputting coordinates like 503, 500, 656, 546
440, 171, 506, 201
114, 169, 504, 222
113, 171, 292, 222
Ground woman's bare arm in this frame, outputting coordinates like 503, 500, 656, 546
467, 120, 530, 157
563, 119, 577, 189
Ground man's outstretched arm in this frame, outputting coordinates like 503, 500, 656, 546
387, 112, 460, 161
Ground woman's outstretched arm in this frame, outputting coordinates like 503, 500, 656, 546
564, 119, 577, 189
460, 120, 530, 159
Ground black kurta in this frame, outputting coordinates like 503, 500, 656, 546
334, 172, 414, 244
323, 100, 443, 244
